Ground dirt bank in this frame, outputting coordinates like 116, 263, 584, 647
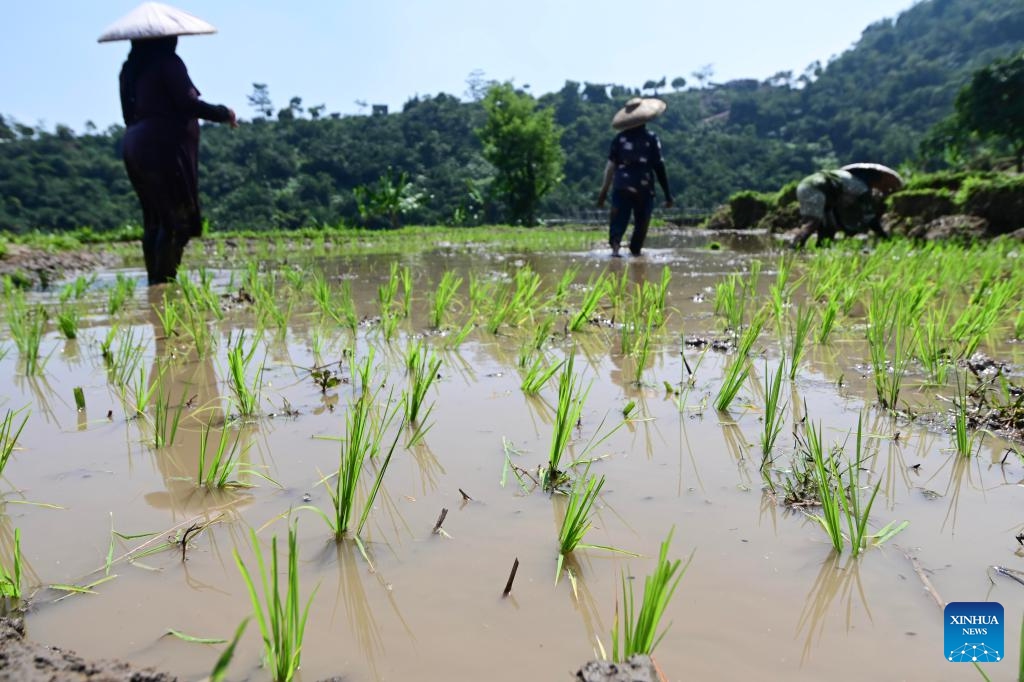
0, 618, 176, 682
0, 244, 123, 287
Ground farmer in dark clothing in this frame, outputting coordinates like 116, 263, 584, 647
792, 164, 903, 248
101, 4, 236, 284
597, 98, 673, 257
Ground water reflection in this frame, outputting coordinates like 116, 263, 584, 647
141, 289, 255, 519
796, 554, 871, 663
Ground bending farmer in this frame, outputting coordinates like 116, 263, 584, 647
793, 164, 903, 248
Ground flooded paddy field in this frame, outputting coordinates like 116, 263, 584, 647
1, 227, 1023, 681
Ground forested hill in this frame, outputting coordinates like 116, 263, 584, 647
1, 0, 1021, 233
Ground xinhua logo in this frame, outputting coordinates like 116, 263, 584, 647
945, 602, 1003, 663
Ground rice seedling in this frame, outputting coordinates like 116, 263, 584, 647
953, 372, 981, 458
378, 262, 400, 316
127, 364, 162, 418
714, 312, 764, 413
816, 299, 838, 344
544, 353, 589, 489
804, 415, 905, 556
549, 264, 580, 309
760, 356, 787, 461
0, 528, 23, 605
73, 387, 85, 411
234, 524, 315, 682
788, 305, 813, 380
226, 332, 265, 418
106, 273, 137, 316
309, 272, 338, 324
568, 275, 607, 333
404, 342, 441, 443
208, 618, 249, 682
336, 281, 359, 334
103, 327, 145, 390
196, 422, 265, 489
0, 408, 28, 478
804, 420, 844, 554
399, 265, 413, 318
7, 293, 47, 376
714, 274, 743, 331
866, 291, 917, 412
521, 356, 563, 395
153, 291, 182, 339
56, 304, 80, 340
530, 315, 556, 352
59, 274, 94, 303
555, 465, 635, 583
610, 528, 692, 662
629, 321, 654, 387
309, 389, 403, 540
151, 385, 187, 448
430, 270, 462, 329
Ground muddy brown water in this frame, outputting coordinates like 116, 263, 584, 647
2, 230, 1023, 681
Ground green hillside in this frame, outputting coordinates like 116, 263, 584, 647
0, 0, 1020, 233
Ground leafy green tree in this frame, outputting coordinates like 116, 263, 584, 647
353, 168, 426, 229
954, 50, 1024, 170
478, 82, 564, 225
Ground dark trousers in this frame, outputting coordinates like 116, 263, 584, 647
609, 189, 654, 255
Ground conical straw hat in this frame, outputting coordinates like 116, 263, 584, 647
612, 97, 667, 131
97, 2, 217, 43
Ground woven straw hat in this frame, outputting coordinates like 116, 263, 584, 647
98, 2, 217, 43
841, 163, 904, 194
612, 97, 667, 131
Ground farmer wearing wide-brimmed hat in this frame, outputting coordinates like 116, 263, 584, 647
792, 163, 903, 248
596, 97, 674, 257
99, 2, 237, 284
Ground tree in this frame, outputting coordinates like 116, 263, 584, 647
671, 76, 687, 91
691, 64, 715, 89
353, 168, 426, 229
478, 82, 564, 226
953, 50, 1024, 170
247, 83, 274, 119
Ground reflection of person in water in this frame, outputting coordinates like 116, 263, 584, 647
142, 288, 244, 517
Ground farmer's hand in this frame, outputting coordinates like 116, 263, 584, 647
597, 191, 607, 208
226, 108, 239, 129
664, 197, 674, 209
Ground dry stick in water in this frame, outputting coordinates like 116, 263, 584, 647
458, 488, 473, 501
432, 508, 449, 534
502, 558, 520, 597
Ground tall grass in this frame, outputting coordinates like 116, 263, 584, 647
234, 524, 315, 682
611, 528, 692, 662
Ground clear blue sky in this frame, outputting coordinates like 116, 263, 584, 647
3, 0, 921, 131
